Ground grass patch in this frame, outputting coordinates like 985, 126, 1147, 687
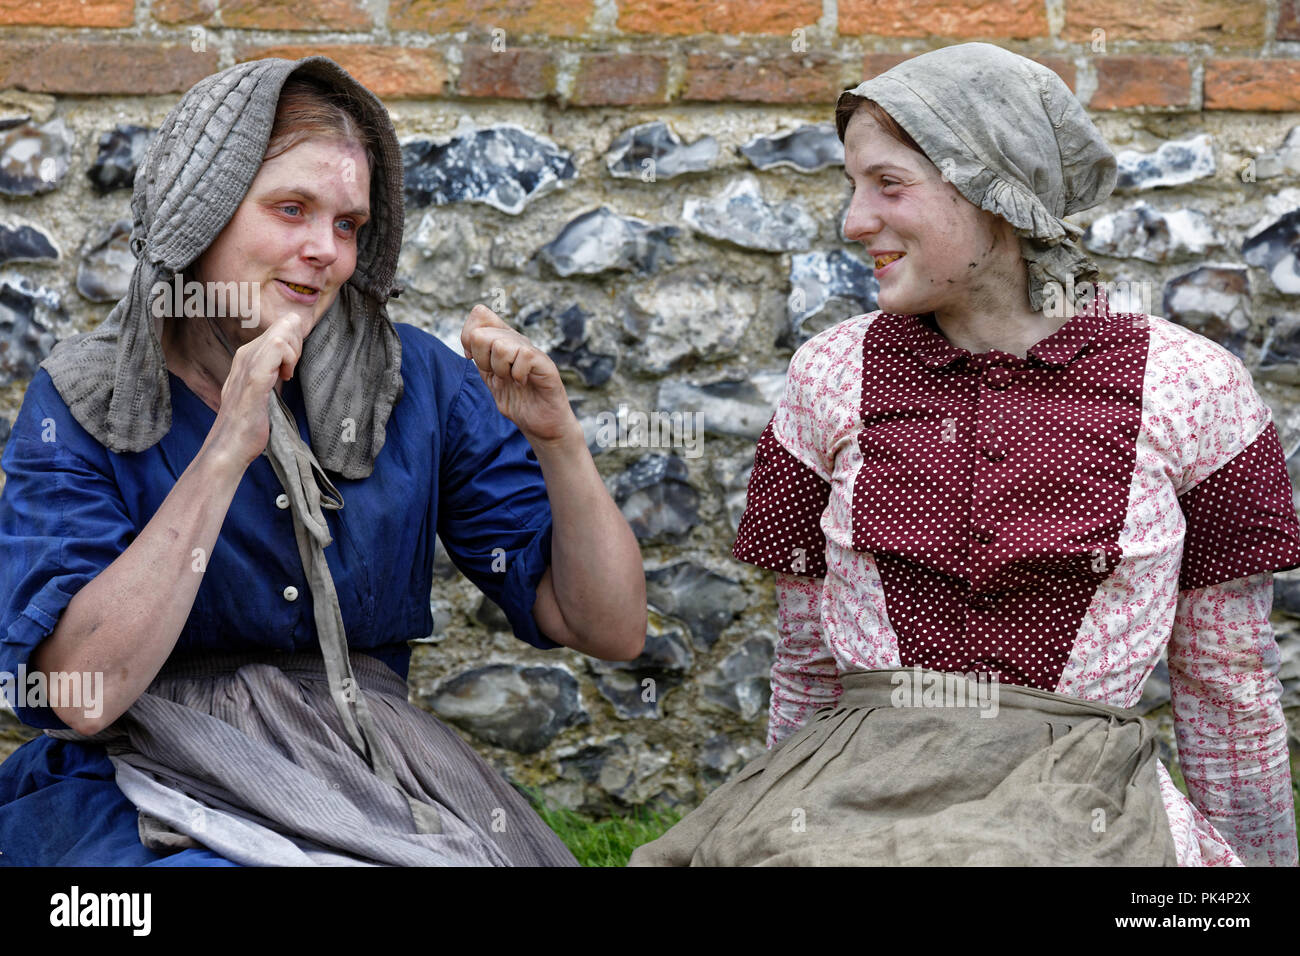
521, 787, 683, 867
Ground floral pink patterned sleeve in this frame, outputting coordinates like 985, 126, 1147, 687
1168, 571, 1298, 867
732, 324, 866, 749
768, 572, 843, 749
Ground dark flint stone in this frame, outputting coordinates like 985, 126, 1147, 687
551, 344, 616, 387
474, 595, 513, 632
402, 125, 577, 215
0, 276, 61, 386
1242, 209, 1300, 296
537, 206, 678, 277
697, 732, 765, 787
645, 561, 747, 649
551, 737, 671, 811
87, 124, 155, 194
1137, 656, 1171, 715
0, 223, 57, 265
786, 249, 878, 346
610, 453, 700, 541
591, 625, 693, 719
605, 121, 717, 180
520, 302, 617, 387
740, 124, 844, 172
1272, 571, 1300, 618
698, 636, 775, 720
1256, 313, 1300, 382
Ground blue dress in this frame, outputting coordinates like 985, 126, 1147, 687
0, 323, 558, 865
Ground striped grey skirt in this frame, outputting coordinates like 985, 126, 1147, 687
49, 651, 578, 866
629, 669, 1178, 866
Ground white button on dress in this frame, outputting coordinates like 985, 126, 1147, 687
275, 494, 290, 509
283, 586, 299, 602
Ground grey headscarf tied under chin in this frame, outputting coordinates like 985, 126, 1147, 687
40, 55, 405, 480
837, 42, 1117, 312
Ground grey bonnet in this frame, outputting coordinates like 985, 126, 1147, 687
837, 42, 1117, 312
40, 56, 405, 480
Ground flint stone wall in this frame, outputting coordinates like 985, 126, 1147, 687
1, 2, 1299, 817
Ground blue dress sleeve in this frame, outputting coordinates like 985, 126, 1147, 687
0, 369, 137, 729
436, 360, 559, 651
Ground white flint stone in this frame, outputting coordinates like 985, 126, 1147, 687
76, 219, 136, 303
1243, 205, 1300, 295
658, 372, 786, 439
1164, 264, 1252, 333
624, 273, 756, 371
1105, 277, 1155, 314
681, 176, 817, 252
1082, 201, 1225, 262
398, 210, 479, 297
1254, 126, 1300, 180
0, 117, 73, 196
1115, 134, 1215, 190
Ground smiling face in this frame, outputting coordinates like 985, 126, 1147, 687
842, 107, 1022, 319
190, 136, 371, 346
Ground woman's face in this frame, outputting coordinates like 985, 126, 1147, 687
842, 108, 1021, 318
192, 136, 371, 344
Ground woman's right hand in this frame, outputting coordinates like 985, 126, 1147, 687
204, 314, 308, 472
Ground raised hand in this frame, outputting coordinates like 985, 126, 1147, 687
207, 312, 308, 471
460, 304, 581, 447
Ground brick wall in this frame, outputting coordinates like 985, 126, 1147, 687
0, 0, 1297, 110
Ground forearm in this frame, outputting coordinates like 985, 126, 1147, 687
529, 425, 645, 659
1173, 679, 1297, 867
1169, 573, 1299, 866
767, 573, 841, 748
32, 442, 244, 733
1174, 695, 1296, 867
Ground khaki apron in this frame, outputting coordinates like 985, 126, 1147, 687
629, 669, 1178, 866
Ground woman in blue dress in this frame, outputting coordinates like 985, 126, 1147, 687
0, 56, 645, 865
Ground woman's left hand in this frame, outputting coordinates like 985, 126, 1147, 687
461, 305, 580, 447
462, 305, 645, 661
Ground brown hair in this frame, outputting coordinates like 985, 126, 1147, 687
265, 75, 378, 175
835, 94, 925, 157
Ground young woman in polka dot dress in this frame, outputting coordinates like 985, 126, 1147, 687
631, 44, 1300, 867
